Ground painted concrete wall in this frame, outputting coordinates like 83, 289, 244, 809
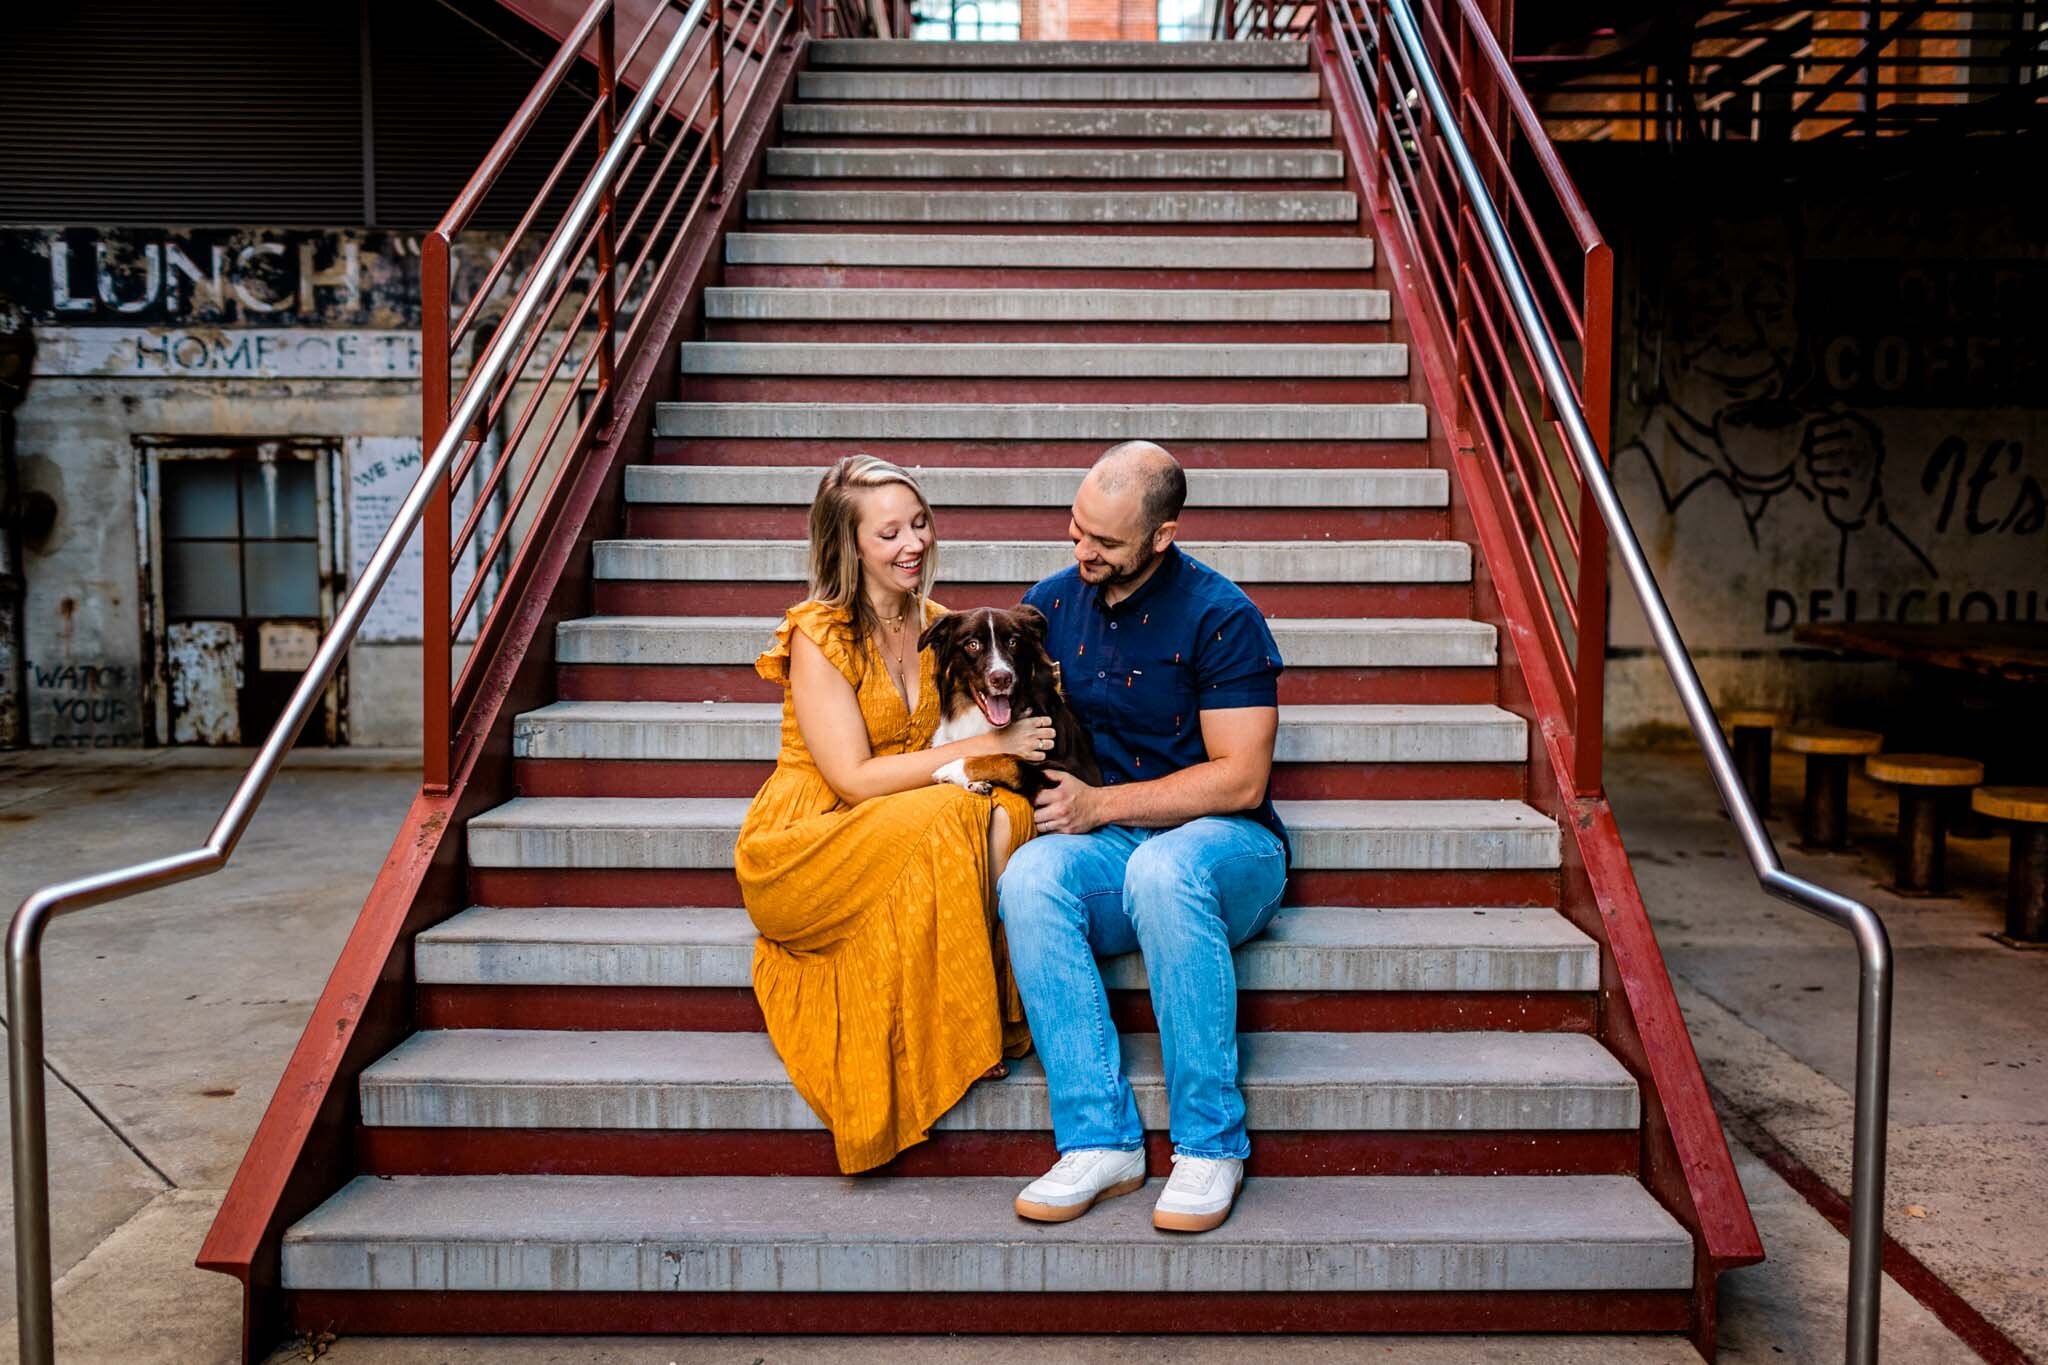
1602, 181, 2045, 739
13, 374, 421, 748
3, 226, 555, 751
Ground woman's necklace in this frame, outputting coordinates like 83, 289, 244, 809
873, 600, 916, 700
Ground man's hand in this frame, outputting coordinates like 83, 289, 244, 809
1032, 769, 1105, 836
1803, 409, 1885, 529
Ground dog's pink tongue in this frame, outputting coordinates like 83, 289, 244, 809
983, 694, 1014, 728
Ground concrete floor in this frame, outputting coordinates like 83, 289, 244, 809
1619, 744, 2048, 1362
0, 742, 2030, 1363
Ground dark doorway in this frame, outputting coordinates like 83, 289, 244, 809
142, 440, 340, 746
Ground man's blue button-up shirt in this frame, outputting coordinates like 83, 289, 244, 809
1023, 544, 1289, 861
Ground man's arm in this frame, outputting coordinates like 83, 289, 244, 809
1033, 705, 1276, 835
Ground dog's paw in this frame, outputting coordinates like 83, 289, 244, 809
935, 758, 996, 795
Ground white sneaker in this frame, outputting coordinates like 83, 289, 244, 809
1152, 1153, 1244, 1232
1013, 1147, 1148, 1223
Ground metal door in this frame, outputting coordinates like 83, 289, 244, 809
140, 440, 341, 746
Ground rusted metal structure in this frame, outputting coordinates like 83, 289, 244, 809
1513, 0, 2048, 143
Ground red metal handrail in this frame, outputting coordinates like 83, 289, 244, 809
1285, 0, 1612, 791
418, 0, 815, 791
1234, 9, 1891, 1358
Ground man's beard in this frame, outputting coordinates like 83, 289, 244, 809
1084, 541, 1161, 587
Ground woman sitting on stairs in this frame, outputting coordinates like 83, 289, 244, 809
735, 453, 1054, 1173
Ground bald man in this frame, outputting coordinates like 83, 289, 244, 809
999, 441, 1287, 1234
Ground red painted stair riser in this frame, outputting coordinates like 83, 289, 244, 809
414, 985, 1597, 1035
355, 1127, 1637, 1179
512, 758, 1528, 801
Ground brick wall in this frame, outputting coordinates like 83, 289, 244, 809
1024, 0, 1154, 38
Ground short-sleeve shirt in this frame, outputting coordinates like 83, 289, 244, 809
1023, 544, 1288, 861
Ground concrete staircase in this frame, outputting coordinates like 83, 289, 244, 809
278, 38, 1701, 1337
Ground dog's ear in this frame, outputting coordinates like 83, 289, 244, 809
917, 611, 959, 653
1011, 603, 1049, 640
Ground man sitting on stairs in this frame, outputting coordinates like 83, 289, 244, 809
1000, 440, 1289, 1234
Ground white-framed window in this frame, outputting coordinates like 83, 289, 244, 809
912, 0, 1022, 39
1158, 0, 1213, 40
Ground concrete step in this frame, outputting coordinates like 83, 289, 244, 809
677, 343, 1406, 380
629, 463, 1435, 504
417, 904, 1599, 992
764, 147, 1346, 180
556, 615, 1499, 669
283, 1173, 1694, 1293
809, 39, 1311, 68
746, 189, 1358, 224
797, 71, 1322, 102
359, 1028, 1638, 1132
512, 701, 1525, 764
590, 538, 1468, 585
651, 404, 1426, 441
464, 798, 1561, 870
705, 286, 1390, 322
725, 232, 1373, 269
782, 104, 1334, 139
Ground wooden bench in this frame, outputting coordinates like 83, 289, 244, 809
1724, 707, 1787, 817
1973, 787, 2048, 945
1865, 754, 1982, 896
1783, 727, 1883, 851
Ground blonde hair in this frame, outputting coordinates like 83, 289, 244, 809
806, 455, 938, 666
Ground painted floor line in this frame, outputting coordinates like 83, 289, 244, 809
1710, 1084, 2035, 1365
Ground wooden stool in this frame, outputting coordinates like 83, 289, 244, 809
1865, 754, 1983, 895
1783, 727, 1883, 850
1725, 708, 1787, 817
1973, 787, 2048, 945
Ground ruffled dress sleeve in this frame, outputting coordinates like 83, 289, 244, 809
757, 600, 861, 688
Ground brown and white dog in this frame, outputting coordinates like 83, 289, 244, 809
921, 605, 1101, 797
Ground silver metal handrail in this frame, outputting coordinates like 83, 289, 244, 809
1373, 1, 1893, 1359
4, 2, 712, 1357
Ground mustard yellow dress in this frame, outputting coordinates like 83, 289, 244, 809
736, 597, 1035, 1174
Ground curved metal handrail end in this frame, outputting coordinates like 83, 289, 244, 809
11, 847, 226, 944
1761, 868, 1896, 967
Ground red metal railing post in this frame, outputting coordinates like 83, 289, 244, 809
1572, 239, 1613, 795
595, 2, 618, 422
709, 0, 730, 203
420, 230, 453, 794
1448, 11, 1476, 446
1371, 2, 1394, 210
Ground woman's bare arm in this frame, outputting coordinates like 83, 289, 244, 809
789, 631, 1052, 806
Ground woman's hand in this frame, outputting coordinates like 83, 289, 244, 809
986, 714, 1057, 763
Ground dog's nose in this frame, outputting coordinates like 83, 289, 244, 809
988, 669, 1014, 690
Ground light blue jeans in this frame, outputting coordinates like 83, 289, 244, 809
997, 817, 1287, 1160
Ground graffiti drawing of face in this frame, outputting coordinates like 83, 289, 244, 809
1663, 218, 1800, 414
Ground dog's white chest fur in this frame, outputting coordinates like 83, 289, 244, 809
932, 707, 995, 748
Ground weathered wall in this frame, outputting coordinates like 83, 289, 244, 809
3, 226, 542, 751
1595, 165, 2046, 738
13, 377, 421, 748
